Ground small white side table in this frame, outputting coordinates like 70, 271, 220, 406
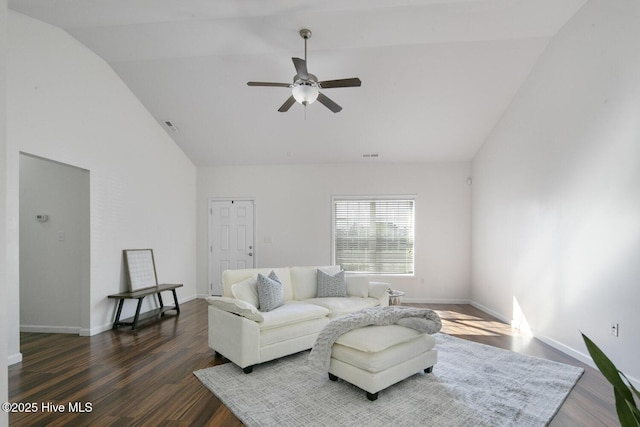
388, 290, 405, 306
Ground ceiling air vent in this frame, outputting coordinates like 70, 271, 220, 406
362, 153, 380, 159
162, 120, 179, 132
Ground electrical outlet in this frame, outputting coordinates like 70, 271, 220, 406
611, 323, 619, 337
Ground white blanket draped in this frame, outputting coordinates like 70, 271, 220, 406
308, 306, 442, 370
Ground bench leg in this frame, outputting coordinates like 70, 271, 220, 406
171, 289, 180, 315
112, 299, 125, 329
366, 392, 378, 401
132, 297, 144, 329
424, 366, 433, 374
157, 292, 165, 312
328, 373, 338, 381
242, 366, 254, 374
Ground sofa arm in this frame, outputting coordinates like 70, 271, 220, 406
206, 296, 264, 322
208, 305, 261, 369
369, 281, 390, 306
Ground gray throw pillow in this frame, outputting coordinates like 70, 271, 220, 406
268, 270, 281, 284
257, 273, 284, 312
317, 269, 347, 298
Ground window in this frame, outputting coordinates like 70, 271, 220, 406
332, 197, 415, 275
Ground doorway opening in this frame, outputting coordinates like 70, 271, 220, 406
19, 153, 90, 334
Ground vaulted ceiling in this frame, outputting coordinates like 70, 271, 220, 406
9, 0, 586, 166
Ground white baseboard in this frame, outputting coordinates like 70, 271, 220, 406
197, 293, 213, 299
81, 323, 112, 336
8, 352, 23, 366
535, 334, 594, 367
19, 295, 199, 338
20, 325, 80, 334
468, 300, 640, 390
403, 297, 471, 304
84, 294, 199, 336
469, 300, 511, 325
180, 294, 197, 303
535, 334, 640, 389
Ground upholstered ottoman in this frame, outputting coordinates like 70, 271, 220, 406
327, 324, 437, 401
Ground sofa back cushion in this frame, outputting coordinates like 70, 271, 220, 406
290, 265, 341, 300
346, 275, 370, 298
223, 267, 293, 301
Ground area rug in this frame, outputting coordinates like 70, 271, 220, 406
194, 333, 583, 427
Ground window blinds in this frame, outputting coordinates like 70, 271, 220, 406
333, 198, 415, 274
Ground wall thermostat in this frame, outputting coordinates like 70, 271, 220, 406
36, 214, 49, 222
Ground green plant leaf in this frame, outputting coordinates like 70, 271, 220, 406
615, 387, 640, 427
621, 371, 640, 403
582, 333, 634, 403
628, 403, 640, 426
625, 392, 640, 426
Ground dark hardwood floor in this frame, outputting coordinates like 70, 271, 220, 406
8, 299, 618, 426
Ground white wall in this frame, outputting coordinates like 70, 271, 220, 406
197, 163, 471, 302
1, 0, 9, 423
19, 154, 89, 333
6, 10, 197, 361
472, 0, 640, 382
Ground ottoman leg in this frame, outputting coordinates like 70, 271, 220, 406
328, 373, 338, 381
424, 366, 433, 374
366, 392, 379, 401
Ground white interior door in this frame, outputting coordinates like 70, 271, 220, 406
209, 199, 255, 295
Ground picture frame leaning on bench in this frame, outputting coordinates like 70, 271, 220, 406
108, 249, 183, 330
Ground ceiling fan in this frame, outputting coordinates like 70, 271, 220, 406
247, 29, 361, 113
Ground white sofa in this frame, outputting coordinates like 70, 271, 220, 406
207, 265, 390, 373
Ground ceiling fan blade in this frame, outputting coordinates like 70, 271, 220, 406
247, 82, 291, 87
278, 95, 296, 112
292, 58, 309, 80
317, 92, 342, 113
319, 78, 362, 89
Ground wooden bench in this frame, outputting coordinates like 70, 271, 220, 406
108, 283, 183, 330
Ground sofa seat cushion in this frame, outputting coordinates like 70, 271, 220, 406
261, 317, 330, 347
259, 302, 330, 331
331, 325, 436, 373
303, 297, 380, 317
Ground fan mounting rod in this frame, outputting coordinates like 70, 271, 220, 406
299, 28, 311, 63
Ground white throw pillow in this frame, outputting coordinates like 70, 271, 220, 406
231, 276, 259, 308
206, 296, 264, 322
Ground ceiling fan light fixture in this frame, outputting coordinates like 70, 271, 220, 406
292, 81, 319, 105
247, 28, 360, 113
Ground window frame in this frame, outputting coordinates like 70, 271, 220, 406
331, 195, 416, 276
